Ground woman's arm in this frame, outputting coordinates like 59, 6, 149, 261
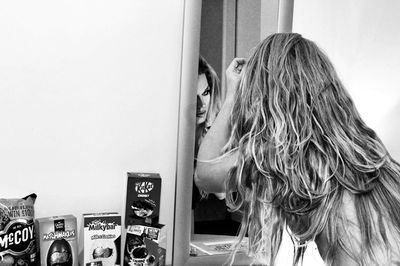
195, 97, 237, 193
195, 58, 246, 193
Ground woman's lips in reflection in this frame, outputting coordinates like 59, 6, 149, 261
197, 110, 206, 117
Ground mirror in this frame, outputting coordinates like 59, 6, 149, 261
172, 1, 291, 263
191, 0, 267, 237
191, 0, 294, 237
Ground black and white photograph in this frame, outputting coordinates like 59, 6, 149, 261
1, 0, 400, 265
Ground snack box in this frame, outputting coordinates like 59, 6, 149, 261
82, 212, 121, 266
125, 173, 161, 226
35, 215, 78, 266
123, 224, 166, 266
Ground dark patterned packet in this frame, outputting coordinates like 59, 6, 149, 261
0, 193, 37, 266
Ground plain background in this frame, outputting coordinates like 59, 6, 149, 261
0, 1, 185, 264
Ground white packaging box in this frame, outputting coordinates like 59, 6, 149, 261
83, 212, 121, 266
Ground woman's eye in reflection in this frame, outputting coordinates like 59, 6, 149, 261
202, 87, 211, 96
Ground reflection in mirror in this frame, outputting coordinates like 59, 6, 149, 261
191, 55, 239, 236
190, 0, 254, 238
190, 0, 284, 242
182, 0, 296, 264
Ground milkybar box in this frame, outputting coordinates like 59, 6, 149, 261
35, 215, 78, 266
83, 212, 121, 266
125, 173, 161, 226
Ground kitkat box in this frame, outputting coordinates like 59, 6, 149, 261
125, 173, 161, 226
82, 212, 121, 266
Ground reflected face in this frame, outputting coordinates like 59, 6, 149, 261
197, 74, 211, 125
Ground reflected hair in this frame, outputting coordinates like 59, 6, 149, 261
223, 33, 400, 265
199, 56, 223, 128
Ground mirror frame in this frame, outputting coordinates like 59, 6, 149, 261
172, 1, 202, 265
172, 0, 293, 265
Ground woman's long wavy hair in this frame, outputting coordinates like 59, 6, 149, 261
223, 33, 400, 265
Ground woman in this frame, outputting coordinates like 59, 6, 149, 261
194, 56, 223, 156
196, 33, 400, 265
192, 56, 240, 235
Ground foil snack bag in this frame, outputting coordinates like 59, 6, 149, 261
36, 215, 78, 266
0, 193, 37, 266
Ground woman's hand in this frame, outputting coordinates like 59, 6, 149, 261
225, 58, 246, 101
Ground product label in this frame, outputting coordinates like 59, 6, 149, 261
0, 219, 35, 255
4, 205, 34, 220
135, 181, 154, 194
54, 219, 65, 232
43, 230, 76, 241
88, 220, 117, 231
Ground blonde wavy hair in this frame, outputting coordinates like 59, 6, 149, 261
224, 33, 400, 265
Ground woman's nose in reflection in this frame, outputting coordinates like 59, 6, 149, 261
197, 95, 204, 111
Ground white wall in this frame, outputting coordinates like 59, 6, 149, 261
0, 1, 184, 264
293, 0, 400, 159
236, 0, 261, 57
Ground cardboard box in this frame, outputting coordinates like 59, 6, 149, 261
123, 224, 166, 266
125, 173, 161, 226
82, 212, 121, 266
36, 215, 78, 266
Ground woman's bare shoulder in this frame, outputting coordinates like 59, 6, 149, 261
314, 190, 400, 265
